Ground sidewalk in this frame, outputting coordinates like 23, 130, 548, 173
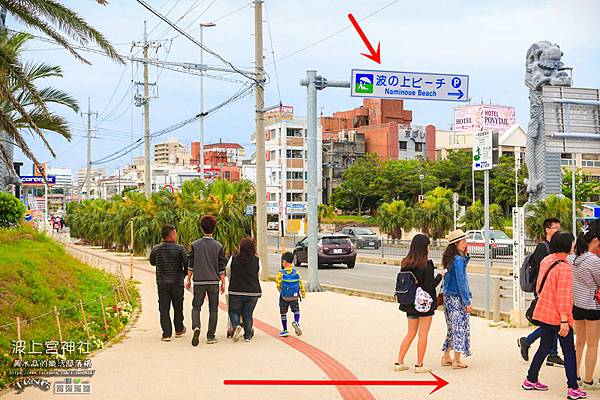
2, 240, 586, 400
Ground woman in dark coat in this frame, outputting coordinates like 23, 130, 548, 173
395, 233, 443, 373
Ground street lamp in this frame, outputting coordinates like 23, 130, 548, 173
419, 173, 425, 196
199, 22, 216, 180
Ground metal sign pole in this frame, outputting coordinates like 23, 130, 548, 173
484, 169, 491, 319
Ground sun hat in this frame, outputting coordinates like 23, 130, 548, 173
447, 229, 466, 245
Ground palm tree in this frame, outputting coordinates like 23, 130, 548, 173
460, 200, 506, 232
317, 203, 335, 231
377, 200, 413, 240
525, 194, 580, 241
0, 0, 123, 182
414, 187, 453, 240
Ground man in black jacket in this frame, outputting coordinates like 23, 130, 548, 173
149, 224, 188, 342
518, 217, 564, 366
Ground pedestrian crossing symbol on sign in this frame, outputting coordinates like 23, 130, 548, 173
355, 73, 374, 93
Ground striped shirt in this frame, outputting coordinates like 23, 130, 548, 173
568, 252, 600, 311
533, 253, 574, 327
149, 241, 188, 284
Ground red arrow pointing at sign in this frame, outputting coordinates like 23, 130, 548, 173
347, 13, 381, 64
224, 373, 449, 395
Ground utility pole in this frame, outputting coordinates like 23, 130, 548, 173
255, 0, 268, 281
81, 97, 97, 200
143, 21, 151, 199
133, 21, 160, 199
199, 22, 216, 179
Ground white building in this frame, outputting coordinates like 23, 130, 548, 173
251, 113, 322, 233
47, 167, 73, 192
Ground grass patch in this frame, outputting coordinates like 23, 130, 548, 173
0, 226, 139, 389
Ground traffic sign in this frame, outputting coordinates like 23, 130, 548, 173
472, 131, 494, 170
351, 69, 469, 102
162, 184, 175, 193
245, 205, 255, 216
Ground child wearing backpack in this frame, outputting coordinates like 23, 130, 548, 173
276, 252, 306, 337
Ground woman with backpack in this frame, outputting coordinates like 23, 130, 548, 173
568, 223, 600, 390
226, 237, 262, 342
441, 229, 472, 369
395, 234, 443, 373
522, 231, 586, 400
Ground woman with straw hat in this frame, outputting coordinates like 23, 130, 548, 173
441, 229, 472, 369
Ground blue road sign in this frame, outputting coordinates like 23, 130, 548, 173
351, 69, 469, 102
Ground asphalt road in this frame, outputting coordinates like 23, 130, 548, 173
266, 253, 531, 313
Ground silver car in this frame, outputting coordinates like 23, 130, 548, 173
465, 229, 513, 258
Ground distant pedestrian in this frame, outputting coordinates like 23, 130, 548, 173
522, 231, 586, 400
53, 216, 61, 233
60, 216, 65, 230
276, 252, 305, 337
186, 215, 226, 346
568, 223, 600, 390
149, 224, 188, 342
226, 237, 262, 343
441, 229, 472, 369
518, 218, 564, 367
395, 234, 444, 373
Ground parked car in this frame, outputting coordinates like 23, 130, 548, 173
293, 234, 357, 269
465, 229, 513, 258
267, 221, 279, 230
338, 227, 382, 249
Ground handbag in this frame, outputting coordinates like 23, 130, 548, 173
436, 292, 444, 309
525, 259, 565, 326
595, 287, 600, 305
414, 287, 434, 312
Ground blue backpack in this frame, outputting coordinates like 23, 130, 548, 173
280, 268, 301, 299
395, 271, 417, 305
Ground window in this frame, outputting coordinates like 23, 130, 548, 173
286, 149, 303, 159
287, 171, 304, 180
399, 141, 407, 151
286, 128, 303, 137
415, 142, 423, 152
286, 192, 303, 201
473, 232, 483, 241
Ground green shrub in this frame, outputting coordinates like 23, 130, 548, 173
0, 192, 25, 228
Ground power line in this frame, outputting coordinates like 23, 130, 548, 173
264, 0, 282, 104
268, 0, 400, 65
92, 82, 255, 166
135, 0, 259, 85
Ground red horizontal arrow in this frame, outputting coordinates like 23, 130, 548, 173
348, 13, 381, 64
224, 373, 449, 395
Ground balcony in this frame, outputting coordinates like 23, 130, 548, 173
286, 181, 304, 190
287, 137, 304, 147
287, 159, 304, 169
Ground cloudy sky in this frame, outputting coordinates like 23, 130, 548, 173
9, 0, 600, 175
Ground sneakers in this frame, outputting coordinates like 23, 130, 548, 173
232, 326, 244, 343
207, 337, 219, 345
244, 337, 252, 343
568, 388, 588, 399
518, 337, 530, 361
279, 330, 290, 337
292, 321, 303, 336
175, 327, 186, 338
161, 336, 171, 342
414, 365, 432, 374
546, 354, 565, 367
393, 363, 409, 372
581, 381, 599, 391
191, 328, 200, 347
522, 379, 549, 391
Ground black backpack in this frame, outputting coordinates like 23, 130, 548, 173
395, 271, 417, 305
520, 241, 550, 293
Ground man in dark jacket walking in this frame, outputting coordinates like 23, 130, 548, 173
185, 215, 226, 346
149, 224, 188, 342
